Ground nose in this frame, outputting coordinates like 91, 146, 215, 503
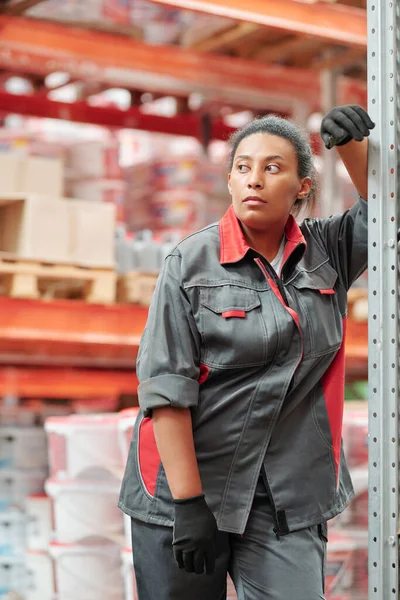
247, 168, 264, 190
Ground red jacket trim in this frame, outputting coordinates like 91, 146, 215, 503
199, 363, 210, 385
138, 417, 160, 497
321, 317, 347, 485
222, 310, 246, 319
219, 205, 306, 265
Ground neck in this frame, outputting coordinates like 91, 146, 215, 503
241, 224, 285, 263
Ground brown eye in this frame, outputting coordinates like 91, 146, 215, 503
238, 165, 249, 172
266, 165, 280, 173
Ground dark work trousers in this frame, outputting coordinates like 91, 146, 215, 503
130, 477, 327, 600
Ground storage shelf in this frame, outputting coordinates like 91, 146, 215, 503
0, 365, 138, 397
0, 297, 147, 368
0, 296, 367, 400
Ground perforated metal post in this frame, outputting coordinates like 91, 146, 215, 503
367, 1, 400, 599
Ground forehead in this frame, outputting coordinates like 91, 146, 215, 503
234, 133, 297, 161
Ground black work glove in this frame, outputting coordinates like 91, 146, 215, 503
320, 105, 375, 149
172, 494, 218, 575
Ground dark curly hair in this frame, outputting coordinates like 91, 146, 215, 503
228, 115, 319, 217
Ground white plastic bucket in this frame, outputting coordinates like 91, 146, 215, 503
45, 477, 123, 543
26, 550, 55, 600
0, 469, 47, 510
49, 541, 125, 600
0, 426, 48, 471
26, 494, 52, 551
117, 408, 139, 464
123, 513, 131, 549
121, 547, 138, 600
0, 555, 27, 598
0, 509, 26, 557
45, 413, 122, 479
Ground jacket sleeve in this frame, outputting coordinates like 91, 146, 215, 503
313, 196, 368, 291
136, 251, 201, 418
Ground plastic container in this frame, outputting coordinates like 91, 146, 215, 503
123, 513, 131, 549
0, 509, 26, 557
325, 530, 361, 598
118, 408, 139, 464
49, 540, 125, 600
150, 190, 205, 230
26, 549, 55, 600
0, 555, 27, 598
45, 477, 123, 543
153, 157, 200, 190
66, 140, 122, 180
0, 469, 47, 510
121, 547, 138, 600
45, 413, 122, 479
342, 407, 368, 468
26, 494, 52, 551
131, 230, 160, 273
0, 426, 48, 471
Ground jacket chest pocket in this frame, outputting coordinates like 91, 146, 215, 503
199, 285, 267, 368
289, 263, 342, 358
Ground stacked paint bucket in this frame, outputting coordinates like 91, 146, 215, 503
44, 409, 140, 600
0, 422, 48, 598
327, 403, 369, 599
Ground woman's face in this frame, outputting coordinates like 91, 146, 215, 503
228, 133, 312, 231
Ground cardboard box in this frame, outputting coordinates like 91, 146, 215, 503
0, 153, 21, 194
66, 140, 122, 180
0, 195, 70, 262
19, 156, 64, 197
0, 154, 64, 197
68, 199, 116, 267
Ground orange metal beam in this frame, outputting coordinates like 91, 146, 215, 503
0, 16, 366, 110
0, 366, 139, 397
149, 0, 367, 49
0, 298, 148, 368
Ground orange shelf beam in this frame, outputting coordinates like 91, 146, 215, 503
151, 0, 367, 49
0, 16, 366, 110
0, 298, 148, 368
0, 366, 139, 397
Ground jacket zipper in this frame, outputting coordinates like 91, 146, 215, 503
261, 466, 281, 540
255, 256, 289, 306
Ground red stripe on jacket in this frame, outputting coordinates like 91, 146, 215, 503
322, 318, 347, 485
138, 418, 160, 496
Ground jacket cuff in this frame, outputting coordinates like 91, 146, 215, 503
139, 374, 200, 418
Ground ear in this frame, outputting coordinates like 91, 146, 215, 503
297, 176, 312, 200
228, 172, 232, 195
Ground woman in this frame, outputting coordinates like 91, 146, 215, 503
119, 105, 374, 600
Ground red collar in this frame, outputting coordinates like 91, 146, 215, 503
219, 204, 306, 265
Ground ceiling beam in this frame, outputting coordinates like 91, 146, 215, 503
0, 16, 367, 111
148, 0, 367, 49
311, 47, 366, 71
186, 22, 260, 52
251, 35, 321, 63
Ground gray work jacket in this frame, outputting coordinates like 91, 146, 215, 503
119, 197, 367, 535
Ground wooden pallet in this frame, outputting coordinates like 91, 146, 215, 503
0, 256, 117, 304
117, 272, 159, 306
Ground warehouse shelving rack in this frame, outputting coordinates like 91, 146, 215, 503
0, 0, 370, 399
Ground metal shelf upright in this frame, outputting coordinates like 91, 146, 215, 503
367, 0, 400, 597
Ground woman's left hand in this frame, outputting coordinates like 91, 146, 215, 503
320, 105, 375, 150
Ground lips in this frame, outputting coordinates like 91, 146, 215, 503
243, 196, 266, 204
